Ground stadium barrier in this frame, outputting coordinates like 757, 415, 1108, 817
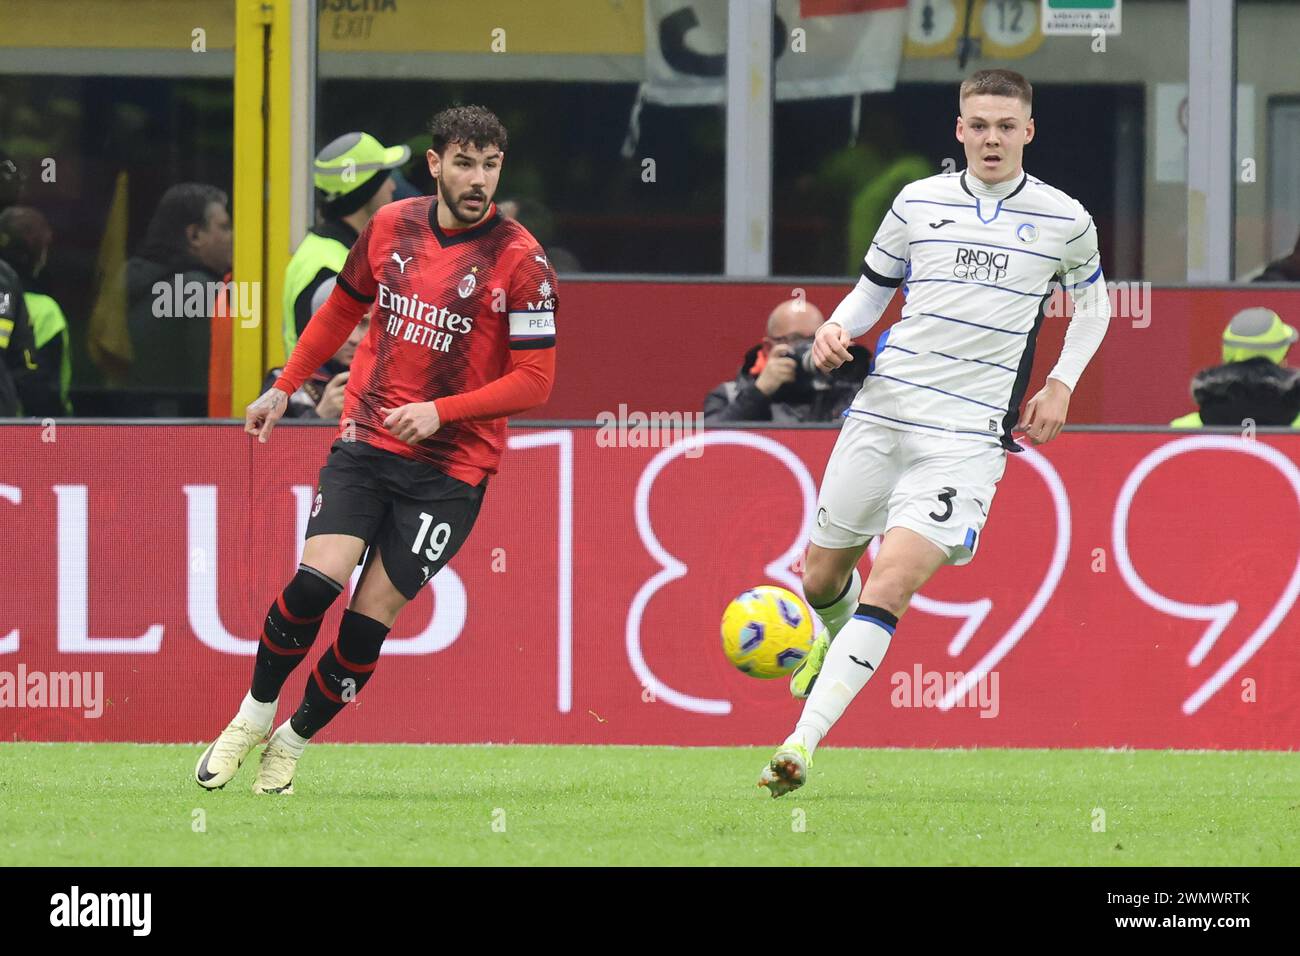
2, 421, 1298, 748
529, 281, 1300, 425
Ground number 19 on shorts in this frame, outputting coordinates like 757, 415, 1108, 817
412, 512, 452, 562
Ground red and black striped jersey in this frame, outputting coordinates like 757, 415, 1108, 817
332, 197, 558, 485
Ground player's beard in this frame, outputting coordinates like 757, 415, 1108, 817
440, 176, 491, 225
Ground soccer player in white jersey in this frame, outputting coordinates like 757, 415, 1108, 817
759, 69, 1112, 797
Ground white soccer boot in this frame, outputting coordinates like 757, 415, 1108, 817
252, 736, 300, 795
194, 716, 269, 790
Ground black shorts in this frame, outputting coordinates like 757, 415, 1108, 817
305, 438, 486, 600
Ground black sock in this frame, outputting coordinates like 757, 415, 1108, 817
250, 565, 344, 704
289, 609, 390, 739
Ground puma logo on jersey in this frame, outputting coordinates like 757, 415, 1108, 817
928, 219, 956, 229
391, 252, 413, 273
534, 254, 549, 269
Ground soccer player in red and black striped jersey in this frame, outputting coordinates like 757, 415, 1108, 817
195, 106, 557, 794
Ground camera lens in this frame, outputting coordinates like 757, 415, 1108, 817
790, 343, 818, 374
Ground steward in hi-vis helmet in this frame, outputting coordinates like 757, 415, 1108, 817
1170, 307, 1300, 428
282, 132, 409, 358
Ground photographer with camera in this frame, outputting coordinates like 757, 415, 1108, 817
704, 298, 871, 424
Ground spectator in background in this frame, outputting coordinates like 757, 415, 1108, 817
125, 182, 232, 412
0, 206, 72, 414
497, 197, 582, 272
0, 253, 38, 417
1171, 307, 1300, 428
283, 132, 408, 358
387, 166, 423, 201
1252, 229, 1300, 283
704, 298, 870, 424
262, 277, 365, 419
0, 149, 22, 212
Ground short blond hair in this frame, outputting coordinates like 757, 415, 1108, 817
960, 69, 1032, 112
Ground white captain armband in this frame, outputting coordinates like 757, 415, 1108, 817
508, 310, 556, 350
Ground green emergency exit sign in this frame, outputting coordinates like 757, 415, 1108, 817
1042, 0, 1122, 35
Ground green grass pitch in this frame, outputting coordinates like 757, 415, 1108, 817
3, 744, 1297, 865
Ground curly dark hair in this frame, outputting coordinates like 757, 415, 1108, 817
428, 105, 508, 156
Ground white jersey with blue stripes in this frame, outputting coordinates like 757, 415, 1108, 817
850, 169, 1103, 450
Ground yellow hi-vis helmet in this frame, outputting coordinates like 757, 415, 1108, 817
313, 132, 410, 202
1221, 307, 1297, 365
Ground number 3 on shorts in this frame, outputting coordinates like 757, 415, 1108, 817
928, 487, 957, 522
412, 511, 452, 561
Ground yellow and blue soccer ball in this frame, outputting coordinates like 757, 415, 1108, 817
720, 586, 815, 679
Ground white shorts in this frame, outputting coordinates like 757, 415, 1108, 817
810, 415, 1009, 566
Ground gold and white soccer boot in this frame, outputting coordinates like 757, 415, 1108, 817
252, 736, 300, 795
194, 716, 269, 790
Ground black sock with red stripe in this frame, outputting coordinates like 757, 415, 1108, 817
288, 609, 390, 739
249, 565, 344, 704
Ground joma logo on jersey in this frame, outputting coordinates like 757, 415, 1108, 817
952, 247, 1010, 282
